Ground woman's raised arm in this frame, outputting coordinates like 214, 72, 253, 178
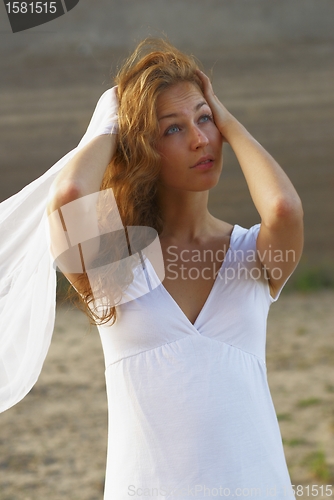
197, 70, 304, 299
47, 133, 117, 214
46, 86, 119, 286
47, 85, 119, 213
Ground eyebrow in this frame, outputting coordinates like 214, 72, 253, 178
158, 101, 208, 121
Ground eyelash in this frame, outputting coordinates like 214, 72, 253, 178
164, 114, 213, 136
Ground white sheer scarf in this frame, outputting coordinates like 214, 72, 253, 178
0, 88, 119, 412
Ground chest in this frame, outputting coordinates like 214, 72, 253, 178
160, 241, 230, 325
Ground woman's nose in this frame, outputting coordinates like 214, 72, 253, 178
190, 125, 209, 149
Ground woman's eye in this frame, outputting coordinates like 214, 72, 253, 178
199, 114, 212, 123
163, 115, 212, 136
165, 125, 180, 135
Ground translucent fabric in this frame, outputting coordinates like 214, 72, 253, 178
0, 87, 119, 412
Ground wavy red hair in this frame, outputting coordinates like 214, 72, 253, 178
70, 38, 204, 325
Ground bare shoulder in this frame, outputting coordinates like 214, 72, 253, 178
210, 217, 235, 239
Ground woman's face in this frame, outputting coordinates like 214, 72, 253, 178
156, 81, 223, 193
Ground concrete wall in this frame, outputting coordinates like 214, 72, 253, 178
1, 0, 334, 54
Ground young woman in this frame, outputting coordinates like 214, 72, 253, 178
1, 39, 303, 498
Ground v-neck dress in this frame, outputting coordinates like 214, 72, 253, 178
97, 223, 294, 499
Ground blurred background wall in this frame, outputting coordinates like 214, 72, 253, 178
0, 0, 333, 285
1, 0, 334, 52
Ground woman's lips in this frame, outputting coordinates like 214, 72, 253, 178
191, 157, 214, 170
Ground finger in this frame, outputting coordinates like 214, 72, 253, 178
196, 69, 211, 89
196, 70, 216, 100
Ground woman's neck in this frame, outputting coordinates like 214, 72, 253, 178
158, 188, 215, 243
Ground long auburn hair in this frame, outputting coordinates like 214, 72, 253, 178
68, 38, 204, 325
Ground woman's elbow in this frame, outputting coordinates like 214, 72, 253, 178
47, 180, 83, 215
266, 195, 304, 228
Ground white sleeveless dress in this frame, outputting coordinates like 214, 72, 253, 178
98, 223, 295, 499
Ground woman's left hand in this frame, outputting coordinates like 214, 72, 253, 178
196, 70, 235, 141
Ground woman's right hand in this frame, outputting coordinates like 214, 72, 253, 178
89, 86, 119, 138
196, 70, 235, 143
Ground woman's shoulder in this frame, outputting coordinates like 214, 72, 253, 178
210, 217, 234, 237
211, 218, 262, 258
211, 217, 260, 242
230, 222, 261, 249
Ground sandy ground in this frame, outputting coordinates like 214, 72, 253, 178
0, 290, 333, 500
